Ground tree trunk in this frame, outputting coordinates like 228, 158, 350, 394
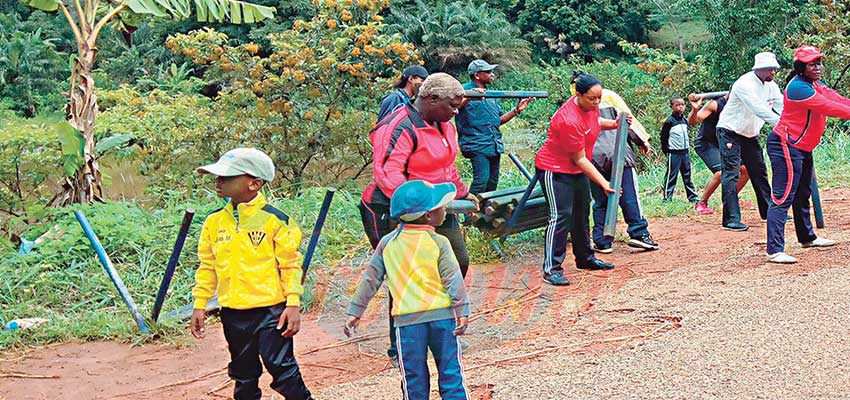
53, 45, 103, 205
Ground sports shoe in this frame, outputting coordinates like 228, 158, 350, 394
694, 202, 714, 215
767, 252, 797, 264
739, 199, 754, 208
628, 234, 659, 250
592, 242, 613, 254
722, 222, 748, 231
543, 271, 570, 286
801, 237, 836, 248
577, 259, 615, 270
459, 339, 471, 351
390, 355, 399, 369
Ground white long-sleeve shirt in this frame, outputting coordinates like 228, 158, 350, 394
717, 71, 784, 138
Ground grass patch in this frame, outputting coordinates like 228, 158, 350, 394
648, 18, 712, 51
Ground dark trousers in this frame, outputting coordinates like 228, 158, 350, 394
464, 152, 501, 194
537, 168, 595, 275
766, 132, 817, 254
220, 304, 312, 400
358, 200, 470, 358
590, 167, 650, 246
396, 319, 469, 400
717, 128, 771, 225
663, 151, 699, 201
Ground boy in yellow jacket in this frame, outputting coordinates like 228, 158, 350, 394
191, 148, 313, 400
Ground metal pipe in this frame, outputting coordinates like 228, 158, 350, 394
688, 91, 729, 101
152, 209, 195, 322
500, 173, 539, 241
74, 210, 150, 333
464, 90, 548, 99
603, 113, 629, 237
302, 188, 336, 284
447, 199, 477, 214
507, 152, 533, 181
477, 187, 526, 201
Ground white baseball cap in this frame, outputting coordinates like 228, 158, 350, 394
752, 52, 780, 70
196, 148, 275, 182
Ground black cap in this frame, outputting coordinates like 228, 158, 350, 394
402, 65, 429, 79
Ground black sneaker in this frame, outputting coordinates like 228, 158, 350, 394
577, 259, 615, 270
627, 234, 659, 250
722, 222, 749, 231
592, 242, 613, 254
543, 271, 570, 286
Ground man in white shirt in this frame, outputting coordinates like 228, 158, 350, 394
716, 52, 784, 231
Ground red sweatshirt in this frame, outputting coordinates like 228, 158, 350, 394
535, 96, 601, 174
774, 76, 850, 151
362, 104, 469, 204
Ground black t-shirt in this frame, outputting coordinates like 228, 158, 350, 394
696, 97, 727, 145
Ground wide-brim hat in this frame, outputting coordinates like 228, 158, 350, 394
390, 180, 456, 222
752, 52, 780, 70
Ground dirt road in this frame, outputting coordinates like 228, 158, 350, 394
2, 188, 849, 400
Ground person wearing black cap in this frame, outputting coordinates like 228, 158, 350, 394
377, 65, 429, 122
455, 59, 534, 194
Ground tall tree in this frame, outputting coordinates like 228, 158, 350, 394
22, 0, 275, 205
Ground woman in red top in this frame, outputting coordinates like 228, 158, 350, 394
535, 72, 624, 286
358, 73, 480, 362
765, 46, 850, 264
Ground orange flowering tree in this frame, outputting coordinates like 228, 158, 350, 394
166, 0, 420, 188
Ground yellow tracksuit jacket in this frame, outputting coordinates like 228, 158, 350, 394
192, 193, 304, 310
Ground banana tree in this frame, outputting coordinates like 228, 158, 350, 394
23, 0, 275, 205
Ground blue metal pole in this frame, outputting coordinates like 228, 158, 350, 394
301, 188, 336, 284
507, 152, 533, 182
603, 113, 629, 238
500, 173, 539, 241
151, 209, 195, 323
74, 210, 149, 333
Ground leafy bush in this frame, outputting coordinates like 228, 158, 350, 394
386, 0, 531, 72
0, 15, 69, 116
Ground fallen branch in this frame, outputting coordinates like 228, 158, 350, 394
466, 322, 673, 371
206, 378, 233, 395
300, 362, 355, 373
299, 332, 385, 356
0, 371, 60, 379
106, 367, 227, 399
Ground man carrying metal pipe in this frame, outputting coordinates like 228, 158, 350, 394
455, 59, 535, 194
589, 88, 659, 253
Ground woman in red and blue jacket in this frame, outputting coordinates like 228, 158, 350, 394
358, 72, 479, 363
765, 46, 850, 264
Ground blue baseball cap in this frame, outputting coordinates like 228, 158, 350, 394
390, 180, 456, 222
468, 59, 498, 75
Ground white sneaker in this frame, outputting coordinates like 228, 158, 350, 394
801, 237, 836, 248
767, 252, 797, 264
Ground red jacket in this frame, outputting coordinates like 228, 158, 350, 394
535, 96, 601, 174
774, 76, 850, 151
362, 105, 469, 204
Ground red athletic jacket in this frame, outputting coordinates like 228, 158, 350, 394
774, 76, 850, 151
535, 96, 601, 174
362, 104, 469, 204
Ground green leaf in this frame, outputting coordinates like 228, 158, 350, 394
95, 134, 133, 154
55, 121, 84, 176
22, 0, 61, 12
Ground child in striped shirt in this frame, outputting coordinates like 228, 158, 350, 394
345, 180, 471, 400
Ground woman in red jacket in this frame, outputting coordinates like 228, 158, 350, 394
535, 72, 624, 285
765, 46, 850, 263
358, 72, 479, 362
